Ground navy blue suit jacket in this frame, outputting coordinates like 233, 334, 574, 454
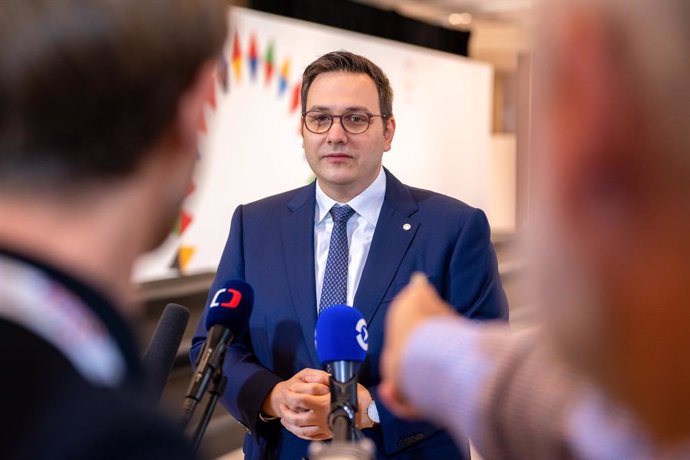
192, 170, 508, 459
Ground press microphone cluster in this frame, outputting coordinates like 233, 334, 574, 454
180, 279, 254, 442
311, 305, 374, 460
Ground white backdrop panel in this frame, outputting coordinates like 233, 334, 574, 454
134, 7, 493, 283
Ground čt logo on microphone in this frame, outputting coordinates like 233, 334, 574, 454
210, 288, 242, 309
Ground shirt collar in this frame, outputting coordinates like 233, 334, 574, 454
315, 167, 386, 226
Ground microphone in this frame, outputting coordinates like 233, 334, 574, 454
180, 279, 254, 428
142, 303, 190, 404
315, 304, 369, 443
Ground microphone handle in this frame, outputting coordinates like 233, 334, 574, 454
329, 371, 359, 414
180, 365, 213, 428
331, 408, 355, 442
332, 361, 357, 383
328, 371, 359, 442
180, 326, 233, 429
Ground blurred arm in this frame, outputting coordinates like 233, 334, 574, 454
381, 275, 584, 459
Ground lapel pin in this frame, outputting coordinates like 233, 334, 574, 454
402, 223, 412, 231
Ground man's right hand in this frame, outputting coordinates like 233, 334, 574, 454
261, 368, 332, 441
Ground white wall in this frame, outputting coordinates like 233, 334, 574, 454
489, 134, 517, 233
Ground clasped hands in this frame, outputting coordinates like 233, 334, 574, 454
261, 368, 375, 441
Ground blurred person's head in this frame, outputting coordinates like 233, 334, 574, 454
0, 0, 226, 305
300, 51, 396, 202
531, 0, 690, 444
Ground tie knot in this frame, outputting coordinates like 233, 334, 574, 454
330, 204, 355, 223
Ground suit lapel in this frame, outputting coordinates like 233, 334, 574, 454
354, 170, 419, 325
282, 183, 320, 367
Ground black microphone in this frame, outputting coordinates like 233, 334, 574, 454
142, 303, 190, 404
180, 279, 254, 428
315, 304, 369, 442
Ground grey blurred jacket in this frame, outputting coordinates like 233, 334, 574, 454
399, 317, 688, 459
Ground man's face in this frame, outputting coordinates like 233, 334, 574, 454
302, 71, 395, 199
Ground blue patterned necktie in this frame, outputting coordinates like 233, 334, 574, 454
319, 204, 356, 314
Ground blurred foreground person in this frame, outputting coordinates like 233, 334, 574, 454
0, 0, 225, 458
380, 0, 690, 458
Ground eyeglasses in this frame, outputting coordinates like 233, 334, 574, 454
302, 110, 388, 135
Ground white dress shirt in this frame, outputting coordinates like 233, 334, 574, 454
314, 168, 386, 310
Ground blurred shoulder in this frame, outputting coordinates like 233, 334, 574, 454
37, 383, 197, 460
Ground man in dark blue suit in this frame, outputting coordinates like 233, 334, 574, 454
192, 50, 508, 459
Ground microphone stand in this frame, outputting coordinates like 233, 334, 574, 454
180, 336, 230, 452
328, 375, 359, 442
309, 367, 375, 460
191, 368, 227, 451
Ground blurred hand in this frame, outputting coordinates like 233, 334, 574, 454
261, 368, 332, 440
379, 273, 454, 419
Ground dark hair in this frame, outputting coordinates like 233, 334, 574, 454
301, 50, 394, 118
0, 0, 227, 189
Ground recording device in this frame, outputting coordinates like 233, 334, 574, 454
180, 279, 254, 430
315, 304, 368, 441
312, 305, 374, 459
142, 303, 190, 404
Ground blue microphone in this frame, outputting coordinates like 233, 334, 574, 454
181, 279, 254, 428
315, 305, 369, 442
316, 304, 368, 381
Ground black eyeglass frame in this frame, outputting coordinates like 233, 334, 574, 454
301, 110, 390, 135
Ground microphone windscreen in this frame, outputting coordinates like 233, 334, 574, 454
206, 279, 254, 336
143, 303, 190, 403
315, 304, 368, 364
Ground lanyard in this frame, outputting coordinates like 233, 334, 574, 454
0, 255, 125, 387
